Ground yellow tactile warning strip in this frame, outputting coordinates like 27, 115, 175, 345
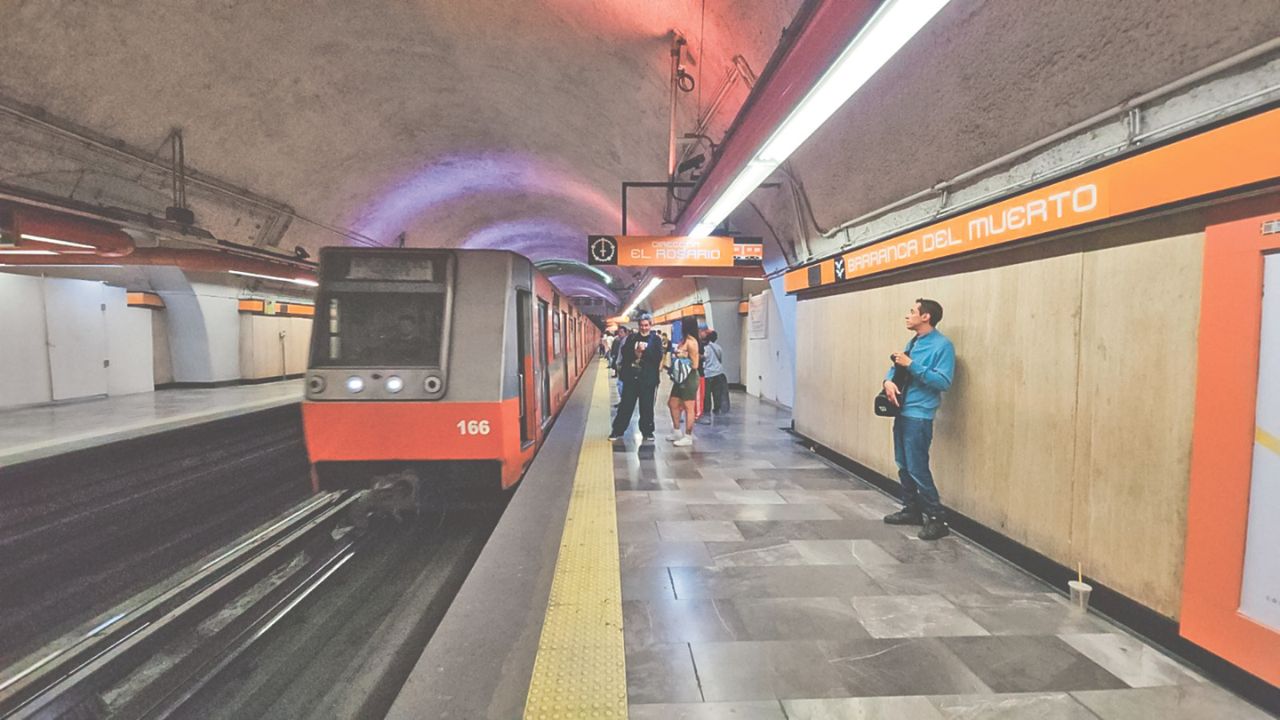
523, 369, 627, 719
1258, 426, 1280, 457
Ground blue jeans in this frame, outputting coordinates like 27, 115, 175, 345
893, 416, 944, 518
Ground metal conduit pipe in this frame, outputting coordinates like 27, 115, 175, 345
0, 97, 382, 248
9, 204, 136, 257
822, 36, 1280, 243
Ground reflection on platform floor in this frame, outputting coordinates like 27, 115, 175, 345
609, 384, 1272, 720
0, 380, 302, 467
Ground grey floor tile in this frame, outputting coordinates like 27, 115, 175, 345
616, 477, 684, 492
949, 593, 1113, 636
623, 598, 747, 648
736, 519, 910, 542
1072, 684, 1276, 720
930, 692, 1099, 719
729, 596, 872, 641
690, 504, 844, 522
713, 490, 789, 504
691, 640, 850, 701
876, 536, 973, 564
737, 477, 862, 491
861, 562, 995, 597
790, 540, 901, 566
627, 701, 787, 720
622, 565, 677, 601
658, 520, 746, 542
777, 489, 887, 506
1058, 633, 1204, 688
706, 539, 810, 567
674, 478, 748, 491
821, 638, 992, 697
619, 541, 713, 569
782, 696, 945, 720
941, 635, 1128, 693
751, 468, 854, 481
626, 643, 704, 704
617, 498, 696, 522
618, 520, 660, 543
851, 594, 990, 638
670, 565, 884, 600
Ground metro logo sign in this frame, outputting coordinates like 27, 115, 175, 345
588, 235, 763, 268
785, 107, 1280, 293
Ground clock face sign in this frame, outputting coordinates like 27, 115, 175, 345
588, 235, 618, 265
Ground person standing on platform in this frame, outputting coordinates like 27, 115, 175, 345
881, 298, 955, 541
666, 316, 702, 446
610, 326, 629, 401
701, 330, 728, 415
609, 314, 662, 442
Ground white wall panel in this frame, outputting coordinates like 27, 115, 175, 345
0, 274, 52, 408
104, 286, 154, 395
43, 277, 108, 401
745, 289, 795, 407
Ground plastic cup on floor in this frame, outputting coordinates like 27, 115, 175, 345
1068, 580, 1093, 613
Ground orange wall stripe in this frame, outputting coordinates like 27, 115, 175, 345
786, 108, 1280, 293
126, 291, 164, 309
238, 299, 265, 313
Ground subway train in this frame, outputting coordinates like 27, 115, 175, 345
301, 248, 599, 511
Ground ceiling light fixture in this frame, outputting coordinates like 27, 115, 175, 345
689, 0, 951, 238
622, 276, 664, 318
20, 234, 97, 250
0, 249, 59, 255
229, 270, 320, 287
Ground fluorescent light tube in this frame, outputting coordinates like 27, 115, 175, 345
689, 0, 951, 238
21, 234, 97, 249
229, 270, 320, 287
0, 249, 58, 255
622, 277, 664, 318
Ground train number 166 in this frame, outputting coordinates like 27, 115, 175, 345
457, 420, 492, 435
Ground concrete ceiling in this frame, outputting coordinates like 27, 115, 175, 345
0, 0, 801, 302
3, 1, 1277, 306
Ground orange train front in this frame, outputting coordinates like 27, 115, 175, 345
301, 248, 597, 506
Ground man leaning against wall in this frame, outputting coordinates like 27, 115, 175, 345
882, 298, 956, 541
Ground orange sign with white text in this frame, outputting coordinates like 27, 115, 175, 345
618, 235, 735, 267
785, 107, 1280, 293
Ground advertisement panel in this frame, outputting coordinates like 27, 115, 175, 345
1240, 253, 1280, 630
748, 294, 768, 339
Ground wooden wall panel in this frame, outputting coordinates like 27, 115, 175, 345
794, 225, 1204, 618
1071, 230, 1204, 617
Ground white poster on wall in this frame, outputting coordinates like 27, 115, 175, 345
1240, 253, 1280, 631
748, 293, 768, 339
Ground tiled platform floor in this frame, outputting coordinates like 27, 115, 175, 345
0, 379, 302, 466
609, 383, 1273, 719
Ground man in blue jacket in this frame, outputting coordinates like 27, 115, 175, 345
882, 298, 956, 541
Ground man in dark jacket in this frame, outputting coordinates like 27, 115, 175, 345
609, 313, 663, 441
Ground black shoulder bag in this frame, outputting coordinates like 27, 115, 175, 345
874, 337, 917, 417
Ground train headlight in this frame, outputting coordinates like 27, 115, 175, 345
385, 376, 404, 393
307, 375, 326, 393
345, 376, 365, 393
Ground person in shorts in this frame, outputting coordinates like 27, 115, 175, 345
666, 316, 701, 447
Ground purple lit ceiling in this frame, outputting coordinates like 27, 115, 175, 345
0, 0, 802, 302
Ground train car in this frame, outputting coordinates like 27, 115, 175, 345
301, 248, 598, 510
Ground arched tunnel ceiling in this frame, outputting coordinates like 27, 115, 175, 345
0, 0, 802, 300
3, 1, 1278, 305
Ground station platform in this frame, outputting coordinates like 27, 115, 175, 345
0, 380, 303, 468
389, 363, 1274, 719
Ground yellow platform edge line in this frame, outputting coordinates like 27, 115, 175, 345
524, 368, 627, 719
1258, 425, 1280, 458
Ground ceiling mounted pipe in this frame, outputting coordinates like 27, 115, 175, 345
0, 246, 317, 285
10, 205, 136, 257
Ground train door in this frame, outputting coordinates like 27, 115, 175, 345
517, 290, 533, 446
537, 299, 551, 422
562, 311, 570, 390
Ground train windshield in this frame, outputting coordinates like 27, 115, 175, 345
314, 291, 445, 367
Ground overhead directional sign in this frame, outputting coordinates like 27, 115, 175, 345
587, 235, 762, 268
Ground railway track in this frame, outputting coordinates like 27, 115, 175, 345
0, 491, 359, 719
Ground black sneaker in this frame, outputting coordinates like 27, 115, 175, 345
883, 508, 924, 525
641, 434, 655, 442
918, 517, 950, 541
607, 434, 623, 441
